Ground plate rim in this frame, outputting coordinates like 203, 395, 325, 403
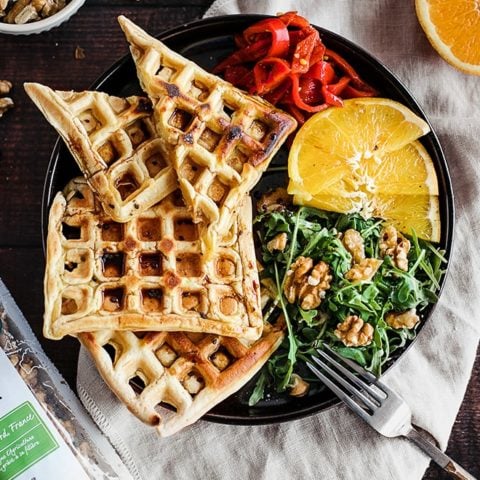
41, 13, 455, 425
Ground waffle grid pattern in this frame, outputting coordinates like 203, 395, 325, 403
44, 177, 263, 340
25, 84, 178, 222
78, 325, 284, 436
119, 16, 296, 250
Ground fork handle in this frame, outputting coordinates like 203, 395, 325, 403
404, 428, 477, 480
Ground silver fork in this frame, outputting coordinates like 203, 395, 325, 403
306, 346, 477, 480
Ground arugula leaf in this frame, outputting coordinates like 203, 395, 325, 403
298, 308, 319, 326
248, 370, 269, 406
332, 346, 368, 366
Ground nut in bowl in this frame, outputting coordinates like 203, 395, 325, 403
0, 0, 85, 35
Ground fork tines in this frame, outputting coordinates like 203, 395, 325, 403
307, 345, 387, 420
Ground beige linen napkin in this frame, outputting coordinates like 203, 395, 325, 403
77, 1, 480, 478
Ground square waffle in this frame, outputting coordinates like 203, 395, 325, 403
24, 83, 178, 223
78, 324, 284, 436
44, 177, 263, 340
118, 16, 297, 253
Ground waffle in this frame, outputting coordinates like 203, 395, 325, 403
118, 16, 297, 253
78, 323, 284, 436
44, 177, 263, 341
24, 83, 178, 223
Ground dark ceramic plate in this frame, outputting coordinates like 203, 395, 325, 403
42, 15, 454, 425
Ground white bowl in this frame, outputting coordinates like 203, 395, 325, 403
0, 0, 85, 35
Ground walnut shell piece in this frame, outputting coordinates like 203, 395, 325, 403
379, 225, 411, 271
334, 315, 374, 347
283, 256, 332, 310
385, 309, 419, 329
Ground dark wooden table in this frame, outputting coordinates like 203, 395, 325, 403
0, 2, 478, 478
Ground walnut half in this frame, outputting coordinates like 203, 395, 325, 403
0, 97, 13, 119
289, 374, 310, 397
385, 309, 419, 329
345, 258, 383, 282
0, 80, 12, 95
267, 232, 288, 253
342, 229, 365, 264
0, 0, 8, 17
334, 315, 374, 347
284, 256, 332, 310
379, 225, 411, 271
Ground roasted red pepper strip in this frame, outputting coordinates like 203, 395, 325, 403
277, 11, 311, 29
290, 74, 329, 112
243, 18, 290, 58
342, 84, 377, 98
321, 85, 343, 107
298, 76, 324, 105
224, 65, 251, 86
326, 75, 351, 95
253, 57, 291, 95
234, 32, 248, 49
264, 77, 291, 105
325, 48, 378, 94
309, 40, 327, 66
281, 101, 307, 125
325, 48, 361, 81
291, 31, 319, 74
213, 13, 378, 126
305, 61, 336, 84
288, 29, 308, 46
212, 38, 270, 72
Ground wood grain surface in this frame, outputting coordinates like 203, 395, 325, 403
0, 2, 478, 478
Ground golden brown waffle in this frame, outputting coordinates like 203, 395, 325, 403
78, 324, 284, 436
44, 177, 263, 340
24, 83, 178, 223
118, 16, 297, 253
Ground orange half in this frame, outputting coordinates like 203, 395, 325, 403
416, 0, 480, 75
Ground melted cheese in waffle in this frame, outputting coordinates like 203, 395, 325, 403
117, 16, 297, 255
79, 324, 284, 436
24, 84, 178, 222
44, 177, 263, 340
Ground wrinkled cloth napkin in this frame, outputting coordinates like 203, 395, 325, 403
77, 1, 480, 478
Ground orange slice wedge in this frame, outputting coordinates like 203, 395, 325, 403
288, 98, 441, 241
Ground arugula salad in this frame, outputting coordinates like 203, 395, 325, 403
249, 190, 446, 405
